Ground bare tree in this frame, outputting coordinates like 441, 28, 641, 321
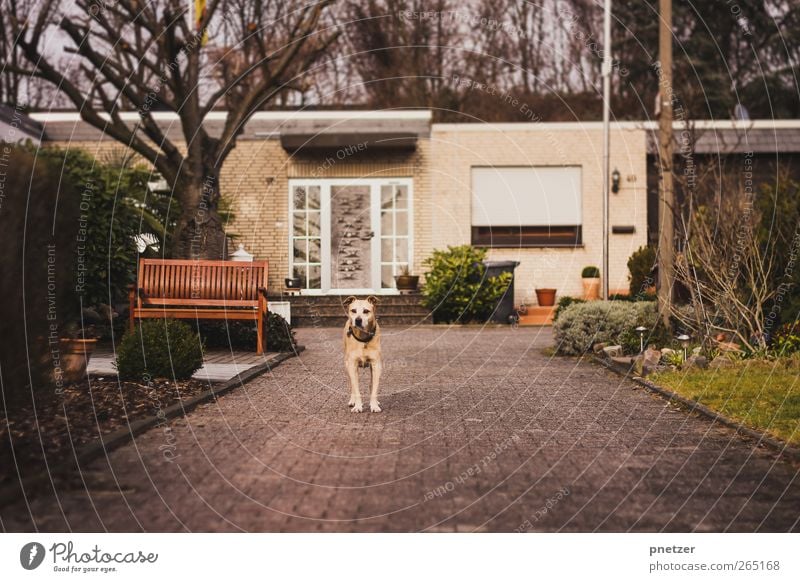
7, 0, 337, 258
0, 0, 72, 108
671, 163, 779, 352
344, 0, 470, 113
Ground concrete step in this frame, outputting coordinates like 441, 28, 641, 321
292, 305, 428, 318
519, 306, 555, 326
269, 295, 425, 306
269, 293, 431, 327
293, 314, 432, 327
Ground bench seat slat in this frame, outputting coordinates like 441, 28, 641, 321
133, 308, 259, 321
140, 298, 258, 307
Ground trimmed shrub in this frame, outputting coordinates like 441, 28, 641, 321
199, 320, 257, 350
199, 312, 297, 352
581, 266, 600, 278
0, 145, 79, 408
266, 312, 297, 352
554, 296, 585, 321
554, 301, 665, 355
421, 245, 512, 323
627, 245, 657, 298
116, 320, 204, 380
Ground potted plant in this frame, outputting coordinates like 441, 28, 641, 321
394, 265, 419, 292
535, 288, 557, 307
581, 266, 601, 300
59, 323, 99, 383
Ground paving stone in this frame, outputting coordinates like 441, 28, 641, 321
2, 327, 798, 532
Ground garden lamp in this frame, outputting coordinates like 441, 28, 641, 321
677, 334, 691, 361
635, 326, 648, 353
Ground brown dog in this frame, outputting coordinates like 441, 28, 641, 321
342, 296, 383, 413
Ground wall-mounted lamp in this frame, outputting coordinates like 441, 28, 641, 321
611, 168, 621, 194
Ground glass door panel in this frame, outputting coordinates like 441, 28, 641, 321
290, 185, 322, 289
330, 185, 373, 290
380, 184, 410, 288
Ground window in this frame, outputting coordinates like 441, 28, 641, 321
380, 184, 410, 288
291, 185, 322, 289
471, 225, 582, 246
471, 166, 582, 247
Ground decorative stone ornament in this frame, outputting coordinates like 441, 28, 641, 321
231, 243, 254, 262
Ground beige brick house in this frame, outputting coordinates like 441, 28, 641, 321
33, 110, 650, 307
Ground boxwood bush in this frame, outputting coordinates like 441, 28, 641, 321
265, 312, 297, 352
581, 266, 600, 278
199, 312, 296, 352
116, 320, 204, 380
554, 301, 667, 355
627, 245, 657, 298
421, 245, 512, 323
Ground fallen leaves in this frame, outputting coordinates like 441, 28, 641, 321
1, 377, 210, 487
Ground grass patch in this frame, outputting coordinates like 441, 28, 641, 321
651, 357, 800, 446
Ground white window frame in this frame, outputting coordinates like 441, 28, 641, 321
288, 178, 413, 295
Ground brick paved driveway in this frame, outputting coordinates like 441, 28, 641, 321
3, 326, 799, 532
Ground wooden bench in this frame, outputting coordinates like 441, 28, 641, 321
129, 258, 269, 354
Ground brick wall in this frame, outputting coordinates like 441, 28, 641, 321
200, 139, 430, 291
47, 122, 646, 303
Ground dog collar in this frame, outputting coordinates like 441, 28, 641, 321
347, 326, 375, 343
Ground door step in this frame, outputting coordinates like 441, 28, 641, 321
518, 306, 555, 326
268, 293, 431, 327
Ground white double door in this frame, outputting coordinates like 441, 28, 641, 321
289, 178, 412, 294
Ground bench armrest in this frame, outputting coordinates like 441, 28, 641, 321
257, 286, 268, 297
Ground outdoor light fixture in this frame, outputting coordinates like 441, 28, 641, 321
635, 326, 648, 353
611, 168, 621, 194
677, 334, 691, 360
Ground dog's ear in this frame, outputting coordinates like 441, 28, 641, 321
343, 296, 357, 310
366, 295, 379, 306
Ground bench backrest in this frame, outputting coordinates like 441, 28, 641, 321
137, 258, 268, 307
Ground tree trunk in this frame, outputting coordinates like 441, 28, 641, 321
171, 169, 228, 260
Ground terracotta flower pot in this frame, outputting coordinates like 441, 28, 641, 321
582, 277, 601, 300
535, 288, 557, 307
394, 275, 419, 291
58, 338, 97, 383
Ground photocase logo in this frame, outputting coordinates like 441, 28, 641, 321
20, 542, 46, 570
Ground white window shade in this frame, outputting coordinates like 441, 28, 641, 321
472, 166, 582, 226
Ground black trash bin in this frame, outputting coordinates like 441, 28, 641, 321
482, 260, 520, 323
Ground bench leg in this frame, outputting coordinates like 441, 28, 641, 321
256, 311, 264, 355
128, 287, 136, 333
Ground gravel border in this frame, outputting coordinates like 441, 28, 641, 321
0, 346, 304, 507
593, 355, 800, 463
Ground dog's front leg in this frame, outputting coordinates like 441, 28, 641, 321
369, 359, 382, 413
346, 361, 363, 413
